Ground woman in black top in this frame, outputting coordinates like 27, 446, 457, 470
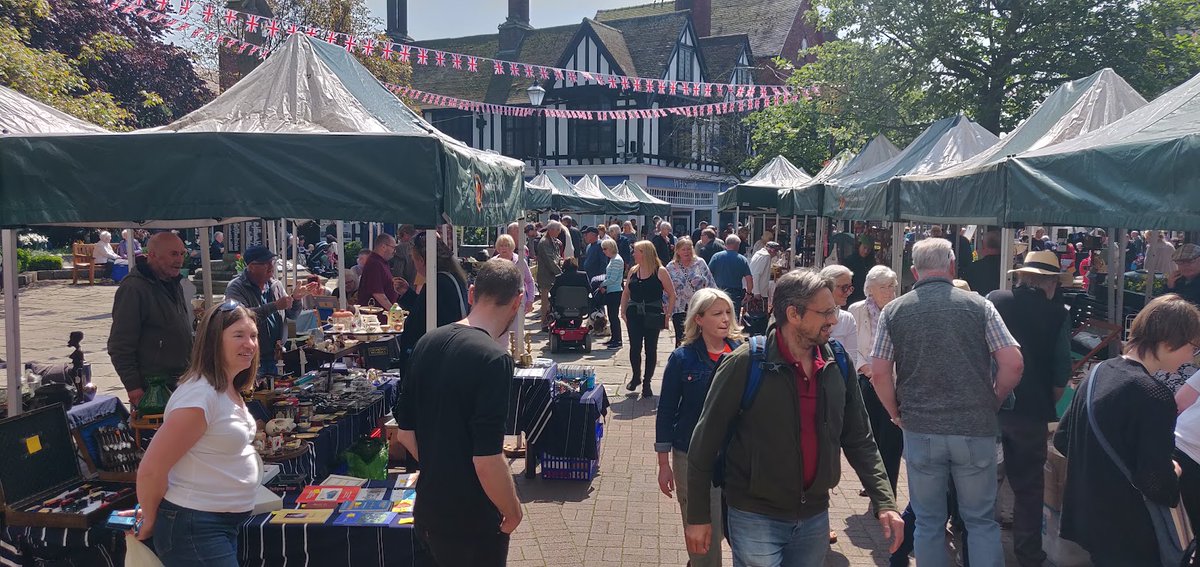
1054, 294, 1200, 565
620, 240, 676, 398
398, 232, 470, 368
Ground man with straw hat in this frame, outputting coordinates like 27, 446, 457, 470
985, 249, 1072, 567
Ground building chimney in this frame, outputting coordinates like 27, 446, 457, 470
676, 0, 710, 37
386, 0, 413, 43
498, 0, 532, 55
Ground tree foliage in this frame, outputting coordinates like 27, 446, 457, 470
0, 0, 213, 128
749, 0, 1200, 162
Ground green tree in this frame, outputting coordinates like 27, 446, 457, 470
742, 94, 837, 175
787, 0, 1200, 142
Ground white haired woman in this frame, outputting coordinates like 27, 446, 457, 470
93, 231, 121, 276
493, 234, 536, 314
848, 265, 902, 495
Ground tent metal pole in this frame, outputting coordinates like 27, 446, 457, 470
892, 221, 904, 282
198, 226, 214, 311
368, 223, 374, 251
291, 221, 300, 289
815, 218, 826, 269
790, 215, 797, 268
425, 229, 438, 333
3, 230, 22, 416
1000, 228, 1015, 291
124, 230, 136, 264
513, 217, 526, 350
336, 221, 347, 310
1114, 228, 1127, 353
279, 220, 287, 266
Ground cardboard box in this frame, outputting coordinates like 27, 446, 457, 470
1044, 443, 1068, 511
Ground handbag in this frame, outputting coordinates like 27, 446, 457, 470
125, 533, 164, 567
1084, 364, 1193, 566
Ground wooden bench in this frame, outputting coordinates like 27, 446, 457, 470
72, 242, 97, 285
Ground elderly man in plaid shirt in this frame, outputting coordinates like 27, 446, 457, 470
868, 237, 1024, 567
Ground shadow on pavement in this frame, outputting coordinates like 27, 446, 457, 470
514, 474, 595, 504
605, 392, 656, 422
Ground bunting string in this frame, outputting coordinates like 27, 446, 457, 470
98, 0, 814, 100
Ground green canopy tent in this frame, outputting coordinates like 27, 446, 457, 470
575, 174, 639, 216
821, 115, 998, 221
614, 180, 671, 218
719, 155, 811, 213
522, 175, 554, 212
894, 68, 1148, 224
528, 170, 610, 213
779, 136, 899, 218
1002, 70, 1200, 230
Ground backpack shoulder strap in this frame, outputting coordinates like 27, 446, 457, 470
741, 335, 767, 410
828, 338, 853, 386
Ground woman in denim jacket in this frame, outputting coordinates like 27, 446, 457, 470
655, 288, 744, 566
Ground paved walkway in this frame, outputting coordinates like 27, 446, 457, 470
0, 281, 1019, 566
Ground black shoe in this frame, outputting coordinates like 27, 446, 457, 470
626, 378, 641, 391
642, 383, 654, 398
606, 342, 622, 349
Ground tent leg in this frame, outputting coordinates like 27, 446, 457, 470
3, 229, 22, 416
1000, 228, 1015, 291
1114, 227, 1127, 354
512, 217, 525, 350
425, 229, 438, 333
790, 215, 798, 268
292, 221, 300, 288
816, 218, 826, 269
199, 227, 214, 311
892, 221, 904, 283
336, 221, 347, 310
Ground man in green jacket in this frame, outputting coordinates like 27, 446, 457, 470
685, 268, 904, 565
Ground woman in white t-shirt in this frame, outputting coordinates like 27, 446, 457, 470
132, 300, 261, 566
1174, 361, 1200, 549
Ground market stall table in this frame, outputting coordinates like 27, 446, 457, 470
526, 385, 610, 479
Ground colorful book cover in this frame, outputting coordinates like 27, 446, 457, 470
357, 488, 389, 501
320, 474, 367, 487
393, 473, 419, 489
269, 509, 335, 524
392, 489, 416, 513
392, 512, 414, 526
332, 511, 398, 526
340, 500, 394, 512
297, 486, 360, 508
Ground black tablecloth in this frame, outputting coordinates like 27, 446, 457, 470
505, 364, 555, 444
534, 386, 609, 460
239, 478, 420, 567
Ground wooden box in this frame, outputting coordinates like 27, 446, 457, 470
0, 406, 136, 529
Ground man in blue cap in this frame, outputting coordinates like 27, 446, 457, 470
225, 245, 317, 375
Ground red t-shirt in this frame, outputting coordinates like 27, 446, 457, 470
357, 252, 398, 306
707, 343, 732, 362
775, 336, 825, 489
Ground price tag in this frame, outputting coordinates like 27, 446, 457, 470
24, 435, 42, 455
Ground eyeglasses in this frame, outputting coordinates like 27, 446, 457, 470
806, 306, 840, 319
836, 284, 855, 293
218, 299, 242, 312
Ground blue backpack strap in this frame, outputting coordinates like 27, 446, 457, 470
828, 338, 853, 386
742, 335, 767, 410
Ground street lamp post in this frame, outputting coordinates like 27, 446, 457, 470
527, 81, 546, 175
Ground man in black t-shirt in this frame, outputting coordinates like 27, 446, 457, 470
396, 258, 524, 567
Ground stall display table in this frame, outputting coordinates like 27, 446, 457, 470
68, 395, 130, 471
525, 385, 610, 479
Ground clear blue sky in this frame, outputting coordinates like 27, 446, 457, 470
364, 0, 660, 40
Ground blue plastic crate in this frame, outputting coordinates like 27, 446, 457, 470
540, 422, 603, 481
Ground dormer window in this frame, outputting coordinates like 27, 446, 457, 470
677, 45, 695, 82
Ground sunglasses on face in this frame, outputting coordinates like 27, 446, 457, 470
837, 284, 855, 293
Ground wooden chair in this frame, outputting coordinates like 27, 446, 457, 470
71, 242, 96, 285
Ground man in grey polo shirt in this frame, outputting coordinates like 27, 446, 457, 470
869, 237, 1024, 567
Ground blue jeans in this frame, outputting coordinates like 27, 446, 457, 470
152, 500, 249, 567
726, 506, 828, 567
903, 431, 1002, 567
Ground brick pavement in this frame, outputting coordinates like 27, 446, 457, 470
0, 281, 1019, 566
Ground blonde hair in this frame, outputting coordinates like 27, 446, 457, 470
683, 288, 744, 345
632, 240, 662, 272
601, 238, 617, 254
672, 237, 694, 264
180, 303, 259, 393
495, 234, 515, 252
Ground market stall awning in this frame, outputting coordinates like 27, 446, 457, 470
529, 170, 610, 213
523, 176, 554, 212
575, 175, 639, 215
895, 68, 1148, 224
614, 180, 672, 218
0, 85, 107, 135
718, 155, 811, 213
1004, 69, 1200, 229
838, 135, 901, 178
0, 34, 525, 229
779, 136, 899, 217
822, 115, 999, 221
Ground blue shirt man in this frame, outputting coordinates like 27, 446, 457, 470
708, 236, 753, 315
582, 228, 607, 280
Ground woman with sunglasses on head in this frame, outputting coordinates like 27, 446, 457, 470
397, 232, 470, 368
666, 238, 716, 349
131, 301, 261, 566
655, 288, 743, 566
1055, 294, 1200, 565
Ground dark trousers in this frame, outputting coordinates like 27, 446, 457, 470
999, 412, 1049, 567
722, 288, 745, 319
627, 314, 662, 384
605, 292, 623, 345
419, 527, 510, 567
1177, 448, 1200, 564
860, 375, 904, 495
672, 312, 687, 347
